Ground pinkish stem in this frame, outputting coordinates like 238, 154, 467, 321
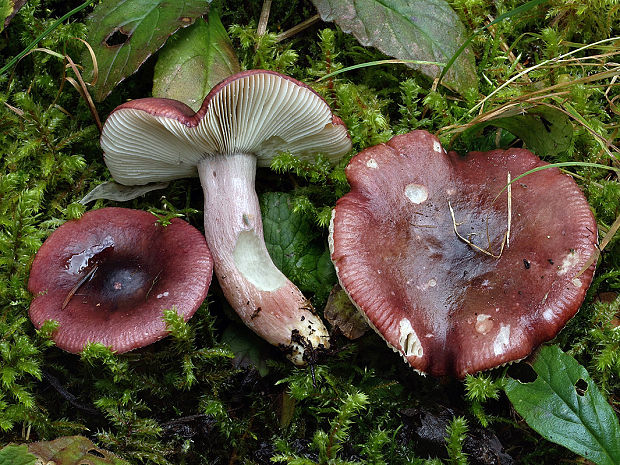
197, 153, 330, 364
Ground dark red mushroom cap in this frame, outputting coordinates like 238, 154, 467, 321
329, 130, 598, 378
28, 207, 213, 353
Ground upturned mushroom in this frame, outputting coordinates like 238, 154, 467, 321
329, 130, 598, 377
28, 207, 213, 353
99, 70, 351, 364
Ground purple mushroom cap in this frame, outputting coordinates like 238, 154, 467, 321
330, 130, 598, 377
28, 207, 213, 353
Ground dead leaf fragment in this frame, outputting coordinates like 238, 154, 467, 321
28, 436, 129, 465
324, 284, 368, 339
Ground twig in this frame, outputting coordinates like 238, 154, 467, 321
449, 202, 503, 258
3, 101, 23, 116
507, 172, 512, 247
275, 14, 321, 43
5, 44, 103, 132
63, 53, 103, 133
41, 369, 99, 414
62, 265, 98, 309
256, 0, 271, 38
448, 172, 511, 259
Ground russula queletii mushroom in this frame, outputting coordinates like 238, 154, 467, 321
329, 130, 598, 378
99, 70, 352, 365
28, 207, 213, 353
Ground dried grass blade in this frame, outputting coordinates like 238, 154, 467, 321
577, 212, 620, 277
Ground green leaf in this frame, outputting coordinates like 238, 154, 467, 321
0, 444, 37, 465
260, 192, 337, 301
153, 10, 240, 111
28, 436, 130, 465
463, 106, 573, 158
311, 0, 477, 94
504, 345, 620, 465
79, 180, 169, 204
84, 0, 212, 101
221, 323, 270, 376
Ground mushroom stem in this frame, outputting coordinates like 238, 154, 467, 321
197, 153, 330, 365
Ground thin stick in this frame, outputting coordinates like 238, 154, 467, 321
145, 270, 163, 300
507, 172, 512, 248
449, 201, 506, 259
275, 14, 321, 43
448, 172, 511, 259
64, 53, 102, 133
256, 0, 272, 38
62, 265, 98, 310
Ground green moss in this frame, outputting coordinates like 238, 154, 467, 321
1, 0, 618, 463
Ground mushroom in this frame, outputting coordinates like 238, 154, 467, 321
99, 70, 351, 364
28, 207, 213, 353
329, 130, 598, 377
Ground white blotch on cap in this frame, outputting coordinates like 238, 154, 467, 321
543, 307, 555, 321
405, 183, 428, 204
558, 250, 580, 275
366, 158, 378, 169
493, 323, 511, 356
399, 318, 423, 357
475, 314, 493, 335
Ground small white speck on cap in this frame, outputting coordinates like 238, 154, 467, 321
543, 308, 555, 321
366, 158, 378, 169
417, 278, 437, 291
572, 278, 582, 287
405, 183, 428, 204
475, 314, 493, 335
433, 140, 442, 153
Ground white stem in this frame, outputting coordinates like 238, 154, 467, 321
197, 153, 330, 364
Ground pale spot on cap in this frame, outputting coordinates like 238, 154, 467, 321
543, 307, 555, 321
558, 250, 580, 275
399, 318, 423, 357
405, 183, 428, 204
475, 314, 493, 335
433, 140, 442, 153
417, 278, 437, 291
493, 324, 511, 356
366, 158, 378, 169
